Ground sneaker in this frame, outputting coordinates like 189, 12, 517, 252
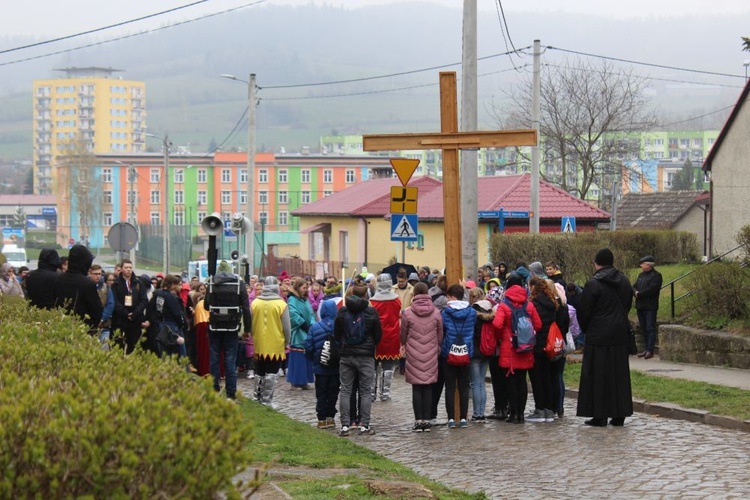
544, 409, 555, 422
459, 419, 468, 428
187, 364, 198, 374
526, 409, 546, 422
430, 418, 439, 426
359, 426, 374, 435
423, 422, 431, 432
413, 422, 424, 432
380, 395, 391, 402
447, 419, 457, 429
339, 426, 350, 437
246, 370, 255, 379
557, 408, 564, 419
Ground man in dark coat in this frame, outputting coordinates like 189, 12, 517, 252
633, 255, 663, 359
25, 248, 61, 309
111, 258, 149, 354
575, 248, 634, 427
53, 244, 102, 329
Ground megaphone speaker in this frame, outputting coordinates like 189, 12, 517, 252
230, 212, 251, 235
230, 249, 240, 261
201, 212, 224, 236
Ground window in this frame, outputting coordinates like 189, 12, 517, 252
197, 211, 207, 222
221, 191, 231, 204
197, 169, 207, 183
301, 169, 310, 183
258, 169, 268, 183
150, 169, 160, 183
174, 211, 184, 225
223, 212, 232, 222
407, 232, 425, 250
173, 169, 184, 183
324, 190, 332, 197
258, 212, 268, 225
323, 169, 332, 183
198, 190, 207, 205
221, 169, 231, 183
174, 190, 184, 204
278, 191, 288, 204
239, 192, 247, 204
258, 191, 268, 204
278, 211, 288, 226
693, 138, 702, 147
278, 170, 288, 183
345, 169, 355, 183
150, 190, 160, 204
102, 168, 112, 183
240, 169, 247, 183
654, 138, 664, 146
150, 212, 160, 225
103, 212, 113, 226
103, 190, 112, 204
301, 191, 311, 204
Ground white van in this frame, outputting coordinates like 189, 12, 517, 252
1, 245, 28, 270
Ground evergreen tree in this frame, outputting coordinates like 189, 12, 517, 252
671, 158, 695, 190
208, 137, 218, 153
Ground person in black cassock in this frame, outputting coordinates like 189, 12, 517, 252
575, 248, 634, 427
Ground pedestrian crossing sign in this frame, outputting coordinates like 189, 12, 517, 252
561, 216, 576, 233
390, 214, 419, 242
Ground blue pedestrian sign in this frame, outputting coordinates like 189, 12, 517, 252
224, 220, 236, 238
391, 214, 419, 242
561, 216, 576, 233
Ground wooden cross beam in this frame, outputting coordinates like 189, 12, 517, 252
363, 71, 537, 286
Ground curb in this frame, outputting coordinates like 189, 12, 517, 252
564, 387, 750, 433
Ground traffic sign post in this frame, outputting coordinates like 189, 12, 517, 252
390, 158, 420, 186
390, 186, 418, 214
391, 214, 419, 242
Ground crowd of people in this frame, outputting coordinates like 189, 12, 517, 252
5, 245, 662, 434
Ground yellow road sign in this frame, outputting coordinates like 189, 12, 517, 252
390, 186, 418, 214
390, 158, 420, 186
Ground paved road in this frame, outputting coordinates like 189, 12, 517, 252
238, 372, 750, 498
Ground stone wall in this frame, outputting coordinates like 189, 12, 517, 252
657, 324, 750, 369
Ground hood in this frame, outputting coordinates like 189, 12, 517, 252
593, 266, 624, 286
443, 302, 474, 322
66, 244, 94, 275
318, 299, 338, 324
503, 284, 528, 305
344, 294, 370, 313
372, 273, 398, 300
37, 248, 61, 271
515, 266, 530, 281
529, 261, 545, 279
472, 299, 495, 321
259, 276, 281, 298
446, 299, 470, 310
139, 274, 152, 290
0, 263, 10, 279
409, 294, 436, 317
214, 271, 238, 285
484, 278, 501, 292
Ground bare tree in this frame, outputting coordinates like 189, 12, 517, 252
56, 134, 101, 246
492, 58, 658, 201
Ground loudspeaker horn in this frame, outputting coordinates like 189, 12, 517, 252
230, 212, 251, 235
201, 212, 224, 236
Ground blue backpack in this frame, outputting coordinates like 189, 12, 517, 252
504, 298, 536, 353
342, 310, 366, 346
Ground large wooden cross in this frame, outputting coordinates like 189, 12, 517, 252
363, 71, 537, 285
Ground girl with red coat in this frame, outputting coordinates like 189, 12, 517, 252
401, 282, 444, 432
492, 274, 542, 423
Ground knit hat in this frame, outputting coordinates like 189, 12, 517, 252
486, 286, 504, 305
365, 273, 376, 283
278, 270, 290, 281
360, 266, 369, 278
528, 261, 545, 279
639, 255, 656, 265
217, 261, 233, 273
408, 272, 419, 283
465, 280, 476, 289
505, 272, 525, 289
595, 248, 614, 266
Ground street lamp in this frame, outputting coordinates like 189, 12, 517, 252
744, 60, 750, 82
145, 133, 172, 275
114, 160, 138, 266
220, 73, 256, 277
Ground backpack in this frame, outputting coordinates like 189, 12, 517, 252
318, 330, 340, 367
479, 321, 498, 357
342, 310, 367, 346
504, 298, 536, 353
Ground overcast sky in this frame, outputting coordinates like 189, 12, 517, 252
3, 0, 750, 37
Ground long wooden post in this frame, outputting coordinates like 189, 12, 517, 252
440, 72, 462, 286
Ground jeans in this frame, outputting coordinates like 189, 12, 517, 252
314, 373, 340, 421
339, 356, 375, 427
469, 357, 489, 417
637, 308, 658, 353
209, 331, 239, 399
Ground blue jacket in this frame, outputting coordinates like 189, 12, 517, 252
304, 299, 339, 375
440, 301, 477, 358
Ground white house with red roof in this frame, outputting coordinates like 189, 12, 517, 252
292, 173, 609, 271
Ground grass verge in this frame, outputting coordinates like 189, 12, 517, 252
563, 362, 750, 420
242, 402, 486, 499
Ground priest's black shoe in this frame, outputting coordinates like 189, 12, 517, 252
610, 417, 625, 426
584, 418, 607, 427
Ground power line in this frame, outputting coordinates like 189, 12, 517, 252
495, 0, 518, 53
0, 0, 212, 55
546, 46, 745, 79
0, 0, 269, 68
262, 48, 530, 90
210, 106, 249, 155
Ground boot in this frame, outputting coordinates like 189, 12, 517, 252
505, 409, 516, 423
380, 370, 394, 401
261, 373, 278, 409
516, 405, 525, 424
254, 376, 263, 402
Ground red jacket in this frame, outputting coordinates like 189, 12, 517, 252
371, 297, 402, 360
492, 285, 542, 372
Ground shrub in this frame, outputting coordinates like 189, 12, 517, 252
684, 262, 750, 327
0, 302, 254, 498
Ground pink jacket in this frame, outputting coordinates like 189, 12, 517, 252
400, 294, 443, 385
308, 289, 325, 313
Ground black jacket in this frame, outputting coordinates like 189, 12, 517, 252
54, 245, 102, 328
148, 289, 188, 332
578, 266, 633, 346
334, 295, 382, 358
111, 272, 149, 328
633, 269, 663, 311
26, 248, 61, 310
204, 272, 252, 334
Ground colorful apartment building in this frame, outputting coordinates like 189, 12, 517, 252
33, 67, 146, 196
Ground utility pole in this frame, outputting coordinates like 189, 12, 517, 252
246, 74, 257, 276
163, 135, 171, 275
530, 39, 541, 233
460, 0, 479, 279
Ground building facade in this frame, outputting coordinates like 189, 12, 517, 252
33, 67, 146, 196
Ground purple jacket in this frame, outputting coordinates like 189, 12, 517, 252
400, 294, 443, 385
308, 289, 325, 313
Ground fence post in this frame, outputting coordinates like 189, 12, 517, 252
671, 281, 675, 319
